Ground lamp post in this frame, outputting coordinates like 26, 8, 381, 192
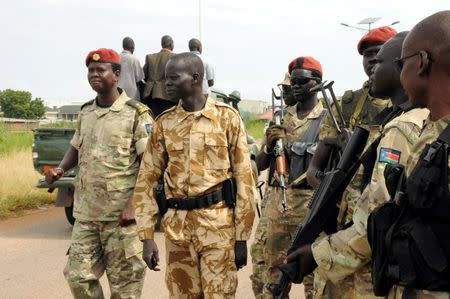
341, 18, 400, 32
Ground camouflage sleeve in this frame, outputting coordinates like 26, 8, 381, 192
228, 111, 256, 241
133, 112, 154, 156
311, 122, 421, 283
132, 119, 166, 240
70, 113, 82, 149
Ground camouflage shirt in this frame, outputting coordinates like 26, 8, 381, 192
70, 90, 153, 221
311, 108, 429, 289
133, 97, 256, 241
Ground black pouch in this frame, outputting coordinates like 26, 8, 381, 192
367, 201, 399, 296
288, 141, 316, 188
155, 181, 168, 216
222, 178, 237, 208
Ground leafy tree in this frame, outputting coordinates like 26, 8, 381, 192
0, 89, 45, 119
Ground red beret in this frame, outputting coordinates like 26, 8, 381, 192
85, 48, 120, 66
288, 56, 323, 79
357, 26, 398, 55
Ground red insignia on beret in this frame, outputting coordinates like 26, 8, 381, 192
288, 56, 323, 79
85, 48, 120, 66
357, 26, 398, 55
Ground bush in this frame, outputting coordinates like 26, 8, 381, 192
0, 89, 45, 119
244, 115, 267, 141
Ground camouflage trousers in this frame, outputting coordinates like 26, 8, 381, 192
262, 186, 315, 299
250, 186, 270, 299
388, 285, 450, 299
164, 208, 237, 299
64, 220, 146, 299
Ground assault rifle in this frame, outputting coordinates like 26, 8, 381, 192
272, 126, 369, 298
271, 88, 287, 211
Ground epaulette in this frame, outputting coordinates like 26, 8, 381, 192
126, 99, 153, 117
155, 104, 177, 121
80, 99, 95, 110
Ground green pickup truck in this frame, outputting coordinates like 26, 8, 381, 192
32, 90, 259, 225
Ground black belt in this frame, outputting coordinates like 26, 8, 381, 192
167, 189, 223, 210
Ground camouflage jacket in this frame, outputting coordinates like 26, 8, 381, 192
311, 108, 429, 292
133, 97, 256, 241
70, 90, 153, 221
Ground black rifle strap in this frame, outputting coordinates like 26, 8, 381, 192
438, 124, 450, 144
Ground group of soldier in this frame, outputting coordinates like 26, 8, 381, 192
44, 9, 449, 299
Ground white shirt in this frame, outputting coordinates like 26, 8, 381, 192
118, 50, 144, 100
191, 51, 215, 94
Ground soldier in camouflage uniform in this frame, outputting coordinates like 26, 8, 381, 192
250, 72, 295, 299
382, 11, 450, 299
132, 53, 256, 299
45, 48, 153, 299
284, 33, 430, 299
255, 57, 326, 299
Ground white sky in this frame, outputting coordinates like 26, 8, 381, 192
1, 0, 448, 107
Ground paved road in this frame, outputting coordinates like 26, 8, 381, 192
0, 206, 304, 299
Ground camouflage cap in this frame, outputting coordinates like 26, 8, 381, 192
278, 72, 291, 86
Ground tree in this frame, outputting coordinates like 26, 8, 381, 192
0, 89, 45, 119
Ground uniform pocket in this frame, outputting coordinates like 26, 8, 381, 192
120, 224, 143, 259
204, 132, 230, 170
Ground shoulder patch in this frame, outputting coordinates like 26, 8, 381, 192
80, 99, 95, 110
155, 104, 177, 121
126, 99, 152, 116
379, 147, 401, 165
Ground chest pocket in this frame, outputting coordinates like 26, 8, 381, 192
105, 133, 133, 166
205, 132, 230, 170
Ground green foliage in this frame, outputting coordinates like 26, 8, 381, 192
0, 89, 45, 119
0, 123, 34, 156
244, 115, 267, 141
40, 121, 77, 128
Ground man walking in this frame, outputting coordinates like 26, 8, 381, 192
118, 37, 144, 101
133, 52, 255, 298
142, 35, 176, 117
45, 48, 153, 299
188, 38, 215, 95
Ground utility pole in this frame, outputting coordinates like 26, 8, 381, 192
341, 18, 400, 32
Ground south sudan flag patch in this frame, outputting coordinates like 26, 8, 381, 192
379, 147, 401, 165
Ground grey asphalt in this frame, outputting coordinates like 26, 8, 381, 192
0, 206, 304, 298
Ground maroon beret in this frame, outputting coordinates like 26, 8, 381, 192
357, 26, 398, 55
288, 56, 323, 79
85, 48, 120, 66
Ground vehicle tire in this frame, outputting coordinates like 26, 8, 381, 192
65, 205, 76, 225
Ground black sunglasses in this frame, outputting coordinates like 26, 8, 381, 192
394, 51, 433, 70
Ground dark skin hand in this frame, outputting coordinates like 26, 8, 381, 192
235, 240, 248, 270
284, 244, 317, 283
306, 140, 332, 188
45, 146, 78, 185
142, 239, 160, 271
118, 197, 136, 227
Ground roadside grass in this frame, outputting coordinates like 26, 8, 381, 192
0, 150, 55, 218
244, 117, 266, 141
0, 123, 34, 156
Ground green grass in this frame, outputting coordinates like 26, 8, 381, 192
0, 150, 55, 218
244, 117, 266, 141
0, 123, 34, 156
40, 121, 77, 128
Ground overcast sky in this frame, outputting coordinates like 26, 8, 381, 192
1, 0, 448, 106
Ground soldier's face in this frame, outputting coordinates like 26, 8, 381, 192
363, 44, 383, 77
165, 60, 194, 101
290, 70, 318, 102
281, 85, 296, 106
369, 41, 401, 99
87, 62, 118, 93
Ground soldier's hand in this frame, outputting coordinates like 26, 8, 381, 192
234, 240, 247, 270
284, 244, 317, 283
45, 167, 64, 185
266, 125, 286, 152
118, 199, 135, 227
142, 239, 160, 271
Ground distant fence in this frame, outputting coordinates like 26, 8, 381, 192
0, 118, 39, 131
